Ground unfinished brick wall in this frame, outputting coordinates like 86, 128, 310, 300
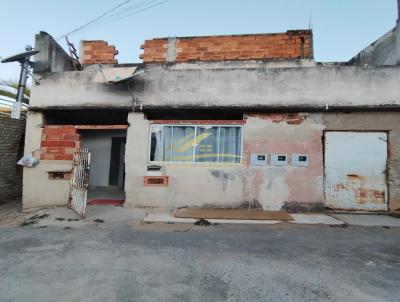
0, 115, 25, 201
80, 40, 118, 65
40, 126, 80, 160
140, 30, 313, 63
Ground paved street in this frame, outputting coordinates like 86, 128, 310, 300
0, 219, 399, 302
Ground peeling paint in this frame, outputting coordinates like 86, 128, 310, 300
325, 132, 388, 211
245, 113, 309, 125
243, 114, 324, 210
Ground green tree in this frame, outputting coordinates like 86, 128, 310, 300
0, 79, 30, 104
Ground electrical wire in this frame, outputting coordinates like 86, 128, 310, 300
94, 0, 169, 24
56, 0, 172, 40
63, 0, 162, 36
95, 0, 161, 21
56, 0, 132, 40
110, 0, 172, 23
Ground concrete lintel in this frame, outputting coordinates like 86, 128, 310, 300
29, 106, 134, 111
137, 104, 400, 112
75, 125, 128, 130
30, 105, 400, 113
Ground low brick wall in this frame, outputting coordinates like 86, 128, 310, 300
80, 40, 118, 65
40, 125, 80, 160
0, 115, 25, 202
140, 30, 313, 63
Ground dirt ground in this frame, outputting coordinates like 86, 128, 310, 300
0, 200, 25, 226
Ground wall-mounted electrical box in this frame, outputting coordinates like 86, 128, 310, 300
147, 164, 163, 176
292, 154, 309, 167
250, 154, 268, 166
271, 154, 288, 166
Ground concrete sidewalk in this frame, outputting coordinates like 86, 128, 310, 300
331, 213, 400, 227
143, 212, 400, 227
4, 205, 147, 229
3, 202, 400, 228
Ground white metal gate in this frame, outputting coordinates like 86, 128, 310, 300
324, 132, 388, 211
68, 148, 91, 218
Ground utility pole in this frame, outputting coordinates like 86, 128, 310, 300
1, 46, 38, 119
398, 0, 400, 24
12, 46, 31, 119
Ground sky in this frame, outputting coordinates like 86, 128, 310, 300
0, 0, 397, 80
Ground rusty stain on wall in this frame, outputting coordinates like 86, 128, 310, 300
323, 113, 398, 211
325, 131, 388, 210
245, 113, 309, 125
347, 174, 365, 180
333, 174, 385, 206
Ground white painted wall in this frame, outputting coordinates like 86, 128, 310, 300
81, 131, 126, 187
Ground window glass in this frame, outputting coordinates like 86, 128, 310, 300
195, 126, 219, 162
149, 124, 242, 163
150, 125, 172, 161
171, 126, 195, 162
219, 127, 242, 163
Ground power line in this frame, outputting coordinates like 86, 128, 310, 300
56, 0, 133, 40
96, 0, 161, 20
56, 0, 172, 40
98, 0, 172, 24
66, 0, 162, 36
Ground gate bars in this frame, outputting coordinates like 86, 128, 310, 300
68, 148, 91, 218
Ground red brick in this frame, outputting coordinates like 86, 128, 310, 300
58, 128, 77, 135
44, 134, 63, 140
42, 141, 60, 147
62, 134, 80, 140
41, 126, 80, 161
43, 128, 59, 135
140, 30, 313, 63
59, 141, 75, 147
81, 40, 118, 65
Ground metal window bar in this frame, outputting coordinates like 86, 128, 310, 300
217, 126, 221, 163
192, 126, 197, 163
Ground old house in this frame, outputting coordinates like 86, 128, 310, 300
23, 16, 400, 216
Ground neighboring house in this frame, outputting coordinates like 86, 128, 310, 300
0, 98, 29, 115
23, 13, 400, 213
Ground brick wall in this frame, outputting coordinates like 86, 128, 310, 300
0, 115, 25, 202
40, 126, 80, 160
140, 30, 313, 63
80, 40, 118, 65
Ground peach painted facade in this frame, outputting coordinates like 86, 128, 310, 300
122, 112, 325, 211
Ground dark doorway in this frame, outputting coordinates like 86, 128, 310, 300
109, 137, 126, 188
